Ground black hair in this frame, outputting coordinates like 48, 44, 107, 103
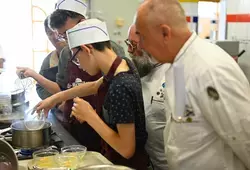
50, 9, 85, 29
91, 41, 111, 52
44, 16, 50, 33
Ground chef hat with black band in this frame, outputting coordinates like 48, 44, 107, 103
67, 19, 110, 49
55, 0, 88, 18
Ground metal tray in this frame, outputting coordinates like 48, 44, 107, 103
23, 151, 112, 170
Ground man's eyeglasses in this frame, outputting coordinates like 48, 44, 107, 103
57, 32, 67, 41
124, 39, 137, 53
70, 47, 81, 66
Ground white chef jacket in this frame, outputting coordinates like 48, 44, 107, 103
164, 32, 250, 170
141, 64, 170, 170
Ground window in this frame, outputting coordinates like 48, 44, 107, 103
32, 0, 57, 72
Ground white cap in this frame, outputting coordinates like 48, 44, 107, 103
67, 19, 110, 49
55, 0, 88, 18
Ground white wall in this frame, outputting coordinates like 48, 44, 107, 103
89, 0, 141, 57
226, 0, 250, 82
0, 0, 33, 85
181, 2, 198, 32
0, 0, 32, 70
0, 0, 57, 72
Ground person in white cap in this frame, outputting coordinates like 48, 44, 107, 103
37, 18, 149, 169
136, 0, 250, 170
25, 0, 125, 152
126, 23, 169, 170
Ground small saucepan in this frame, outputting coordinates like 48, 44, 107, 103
11, 120, 52, 149
0, 120, 52, 149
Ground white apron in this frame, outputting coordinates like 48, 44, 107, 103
142, 64, 170, 170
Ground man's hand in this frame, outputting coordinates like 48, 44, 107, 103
71, 97, 98, 123
36, 96, 59, 117
16, 67, 36, 78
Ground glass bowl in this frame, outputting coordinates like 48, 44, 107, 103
55, 145, 87, 168
24, 108, 45, 130
55, 153, 79, 169
61, 145, 87, 160
32, 149, 59, 169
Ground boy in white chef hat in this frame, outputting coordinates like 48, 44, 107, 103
67, 19, 149, 169
32, 0, 124, 153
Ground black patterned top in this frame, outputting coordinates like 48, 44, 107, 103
102, 58, 148, 148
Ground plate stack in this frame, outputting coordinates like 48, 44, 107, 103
0, 92, 12, 116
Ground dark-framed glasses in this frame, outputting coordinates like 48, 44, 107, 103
124, 39, 137, 53
70, 47, 81, 66
57, 32, 67, 41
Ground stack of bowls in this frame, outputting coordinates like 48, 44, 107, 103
0, 92, 12, 116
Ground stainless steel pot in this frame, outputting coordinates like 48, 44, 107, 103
11, 89, 25, 105
11, 120, 52, 149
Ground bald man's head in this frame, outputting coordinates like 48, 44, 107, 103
141, 0, 187, 28
136, 0, 192, 63
126, 24, 155, 78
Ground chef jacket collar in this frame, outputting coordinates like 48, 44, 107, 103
174, 31, 197, 63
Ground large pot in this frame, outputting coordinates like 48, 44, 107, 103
11, 120, 52, 149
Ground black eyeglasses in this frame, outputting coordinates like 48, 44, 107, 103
124, 39, 138, 53
70, 47, 81, 66
57, 32, 67, 40
57, 19, 83, 41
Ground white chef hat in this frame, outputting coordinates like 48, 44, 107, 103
67, 19, 110, 49
55, 0, 88, 18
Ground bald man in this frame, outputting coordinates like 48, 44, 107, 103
136, 0, 250, 170
126, 24, 169, 170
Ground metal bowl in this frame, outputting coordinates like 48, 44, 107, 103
0, 139, 18, 170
